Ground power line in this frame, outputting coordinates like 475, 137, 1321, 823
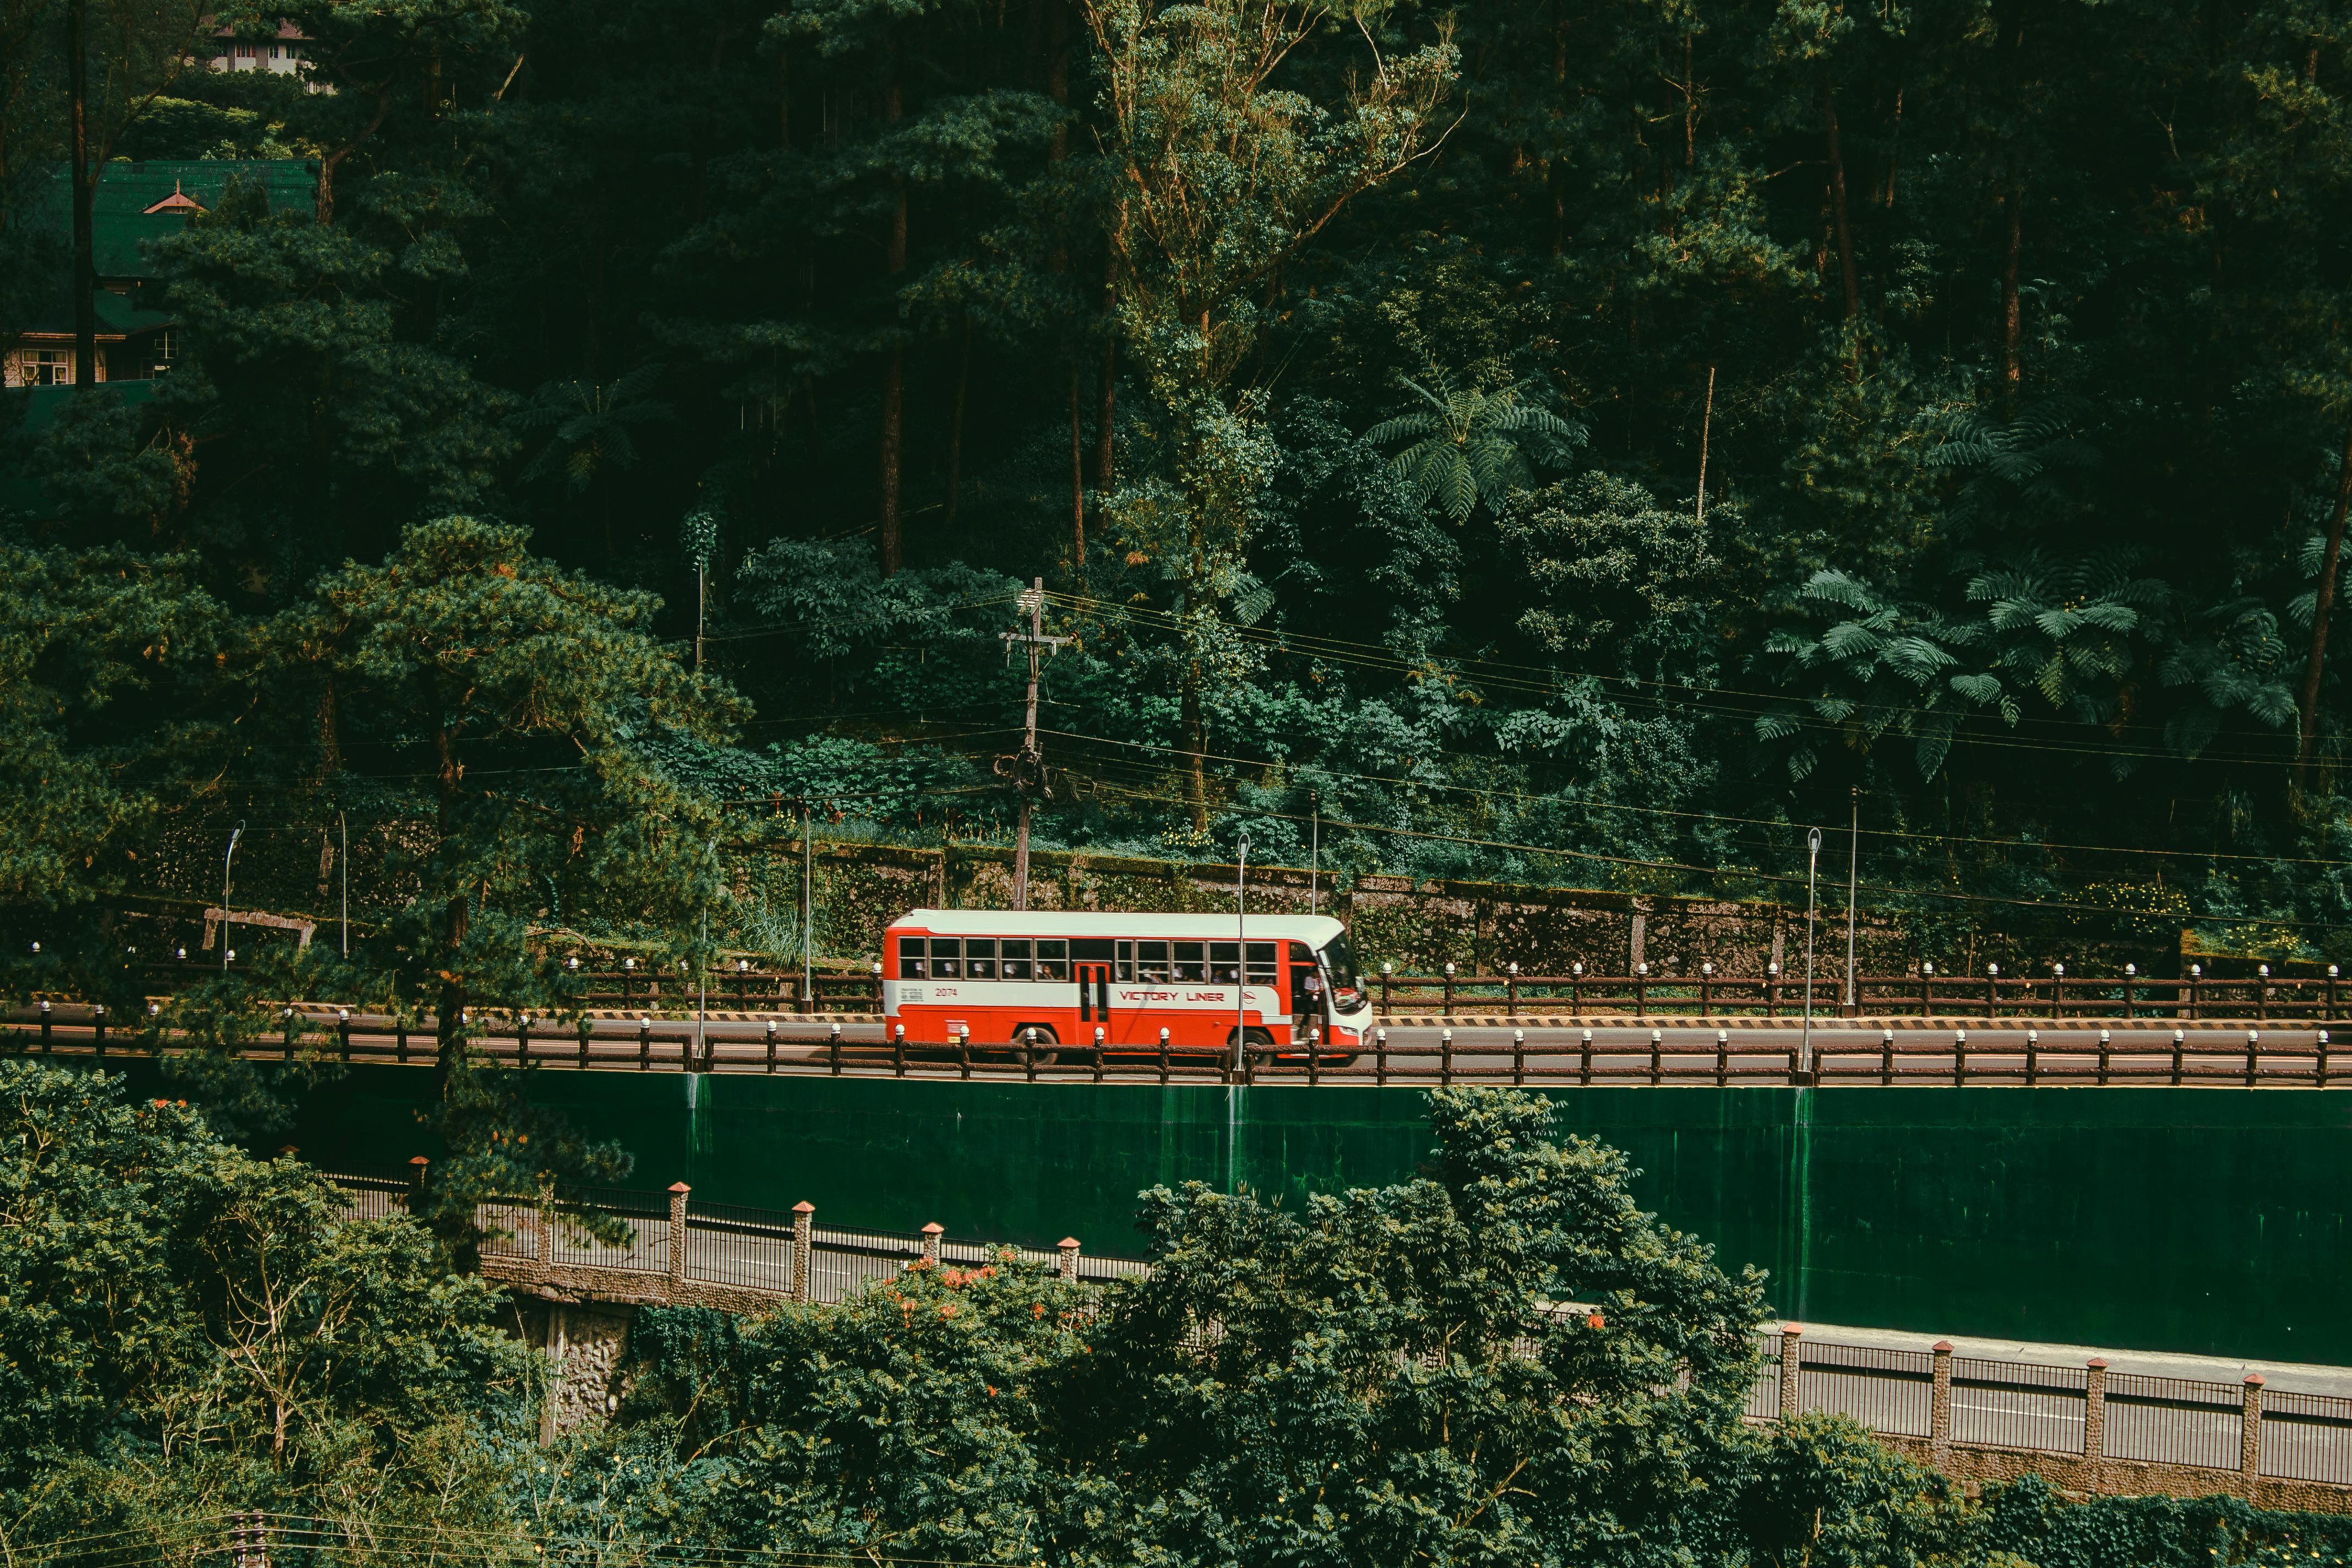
1041, 589, 2313, 769
1032, 726, 2352, 869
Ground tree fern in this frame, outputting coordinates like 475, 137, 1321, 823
1364, 372, 1587, 523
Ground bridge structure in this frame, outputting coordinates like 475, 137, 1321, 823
326, 1167, 2352, 1512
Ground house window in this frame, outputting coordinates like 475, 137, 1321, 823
35, 349, 69, 385
152, 330, 176, 375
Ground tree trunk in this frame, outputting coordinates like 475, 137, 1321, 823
1683, 33, 1695, 168
1094, 336, 1115, 494
433, 725, 470, 1104
2002, 183, 2023, 397
878, 68, 907, 577
2294, 418, 2352, 781
1822, 82, 1859, 322
68, 0, 94, 388
945, 319, 971, 524
1182, 672, 1207, 830
880, 347, 905, 575
1046, 0, 1069, 157
1069, 364, 1086, 566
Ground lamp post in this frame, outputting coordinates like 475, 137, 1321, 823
1235, 832, 1251, 1074
221, 823, 244, 973
1803, 826, 1822, 1079
1844, 788, 1859, 1014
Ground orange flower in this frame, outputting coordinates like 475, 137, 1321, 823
1587, 1313, 1607, 1331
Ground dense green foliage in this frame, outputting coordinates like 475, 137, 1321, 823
6, 0, 2352, 983
8, 1067, 2351, 1567
0, 1059, 536, 1553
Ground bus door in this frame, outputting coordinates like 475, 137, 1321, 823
1287, 942, 1324, 1048
1074, 960, 1113, 1042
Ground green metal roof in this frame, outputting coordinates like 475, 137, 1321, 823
34, 159, 318, 279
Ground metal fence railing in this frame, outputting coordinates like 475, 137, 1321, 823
1803, 1341, 1935, 1438
1951, 1356, 2086, 1453
2102, 1371, 2245, 1471
684, 1199, 799, 1295
319, 1174, 2352, 1497
2261, 1389, 2352, 1485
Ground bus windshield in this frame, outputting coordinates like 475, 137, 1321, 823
1318, 931, 1366, 1012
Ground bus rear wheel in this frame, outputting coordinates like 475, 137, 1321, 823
1009, 1025, 1060, 1068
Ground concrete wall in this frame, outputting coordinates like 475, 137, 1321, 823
262, 1066, 2352, 1364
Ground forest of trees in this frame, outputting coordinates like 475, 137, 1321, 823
8, 1064, 2349, 1568
3, 0, 2352, 982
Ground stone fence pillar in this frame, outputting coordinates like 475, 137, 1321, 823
921, 1221, 943, 1267
2083, 1357, 2108, 1461
1779, 1325, 1802, 1419
2242, 1374, 2266, 1491
1930, 1341, 1954, 1462
792, 1201, 814, 1303
1058, 1237, 1080, 1282
667, 1182, 689, 1294
535, 1178, 555, 1282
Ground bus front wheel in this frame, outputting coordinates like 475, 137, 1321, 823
1225, 1026, 1275, 1069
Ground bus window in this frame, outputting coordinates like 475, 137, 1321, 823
1317, 930, 1364, 1010
1210, 941, 1239, 982
965, 938, 997, 979
1245, 941, 1277, 984
1115, 941, 1135, 981
1289, 942, 1320, 1016
929, 937, 962, 979
1000, 939, 1032, 980
898, 936, 928, 979
1137, 940, 1170, 981
1036, 939, 1070, 980
1074, 938, 1113, 962
1172, 941, 1205, 981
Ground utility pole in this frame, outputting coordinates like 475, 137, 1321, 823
339, 810, 349, 957
1802, 826, 1821, 1079
1309, 790, 1319, 916
696, 838, 712, 1070
1844, 786, 1859, 1015
801, 803, 813, 1009
68, 0, 94, 389
998, 579, 1068, 911
1695, 364, 1716, 527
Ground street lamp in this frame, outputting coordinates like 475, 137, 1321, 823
1803, 826, 1822, 1079
1234, 832, 1251, 1074
221, 823, 244, 973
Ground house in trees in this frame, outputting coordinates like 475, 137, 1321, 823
2, 159, 316, 388
199, 19, 314, 79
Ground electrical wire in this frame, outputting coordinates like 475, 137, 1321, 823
1028, 726, 2352, 869
1072, 773, 2352, 929
1038, 588, 2317, 768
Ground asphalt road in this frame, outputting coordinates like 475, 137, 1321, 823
12, 1009, 2323, 1084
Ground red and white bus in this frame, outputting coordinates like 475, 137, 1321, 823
881, 909, 1369, 1057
